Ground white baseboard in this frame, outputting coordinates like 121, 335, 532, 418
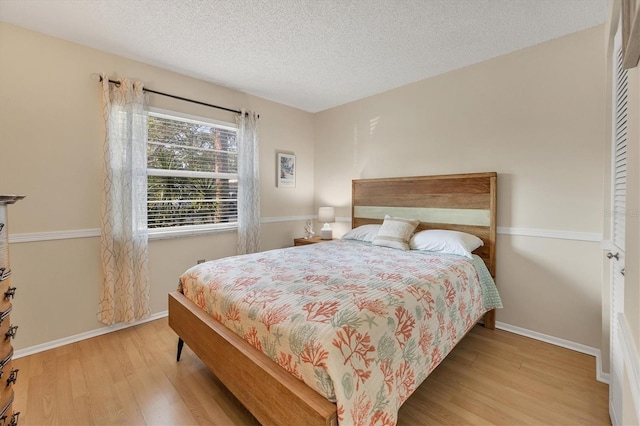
496, 321, 610, 384
13, 310, 168, 359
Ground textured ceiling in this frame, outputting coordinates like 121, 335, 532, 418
0, 0, 608, 112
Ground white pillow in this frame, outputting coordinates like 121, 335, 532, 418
341, 224, 381, 242
409, 230, 483, 259
372, 215, 420, 251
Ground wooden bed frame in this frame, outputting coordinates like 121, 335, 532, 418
168, 172, 497, 426
351, 172, 497, 329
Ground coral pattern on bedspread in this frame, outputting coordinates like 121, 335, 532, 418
179, 239, 502, 426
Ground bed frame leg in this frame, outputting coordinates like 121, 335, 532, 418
177, 337, 184, 361
483, 309, 496, 330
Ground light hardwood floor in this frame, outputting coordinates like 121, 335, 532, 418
12, 318, 609, 425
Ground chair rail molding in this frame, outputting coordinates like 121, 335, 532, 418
10, 223, 603, 244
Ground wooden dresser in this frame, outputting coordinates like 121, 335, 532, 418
0, 195, 24, 426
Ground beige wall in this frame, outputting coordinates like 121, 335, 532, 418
314, 26, 607, 349
0, 23, 315, 350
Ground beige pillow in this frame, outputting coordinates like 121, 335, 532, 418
372, 215, 420, 250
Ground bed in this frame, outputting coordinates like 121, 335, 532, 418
168, 172, 500, 426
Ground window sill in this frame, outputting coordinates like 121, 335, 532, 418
148, 223, 237, 241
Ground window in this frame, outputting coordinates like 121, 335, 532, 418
147, 110, 238, 235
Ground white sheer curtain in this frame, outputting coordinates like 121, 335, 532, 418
236, 110, 261, 254
98, 74, 150, 325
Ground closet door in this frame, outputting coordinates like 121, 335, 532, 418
609, 25, 627, 426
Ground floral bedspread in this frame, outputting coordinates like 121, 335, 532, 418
179, 239, 502, 425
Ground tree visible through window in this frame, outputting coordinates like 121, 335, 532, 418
147, 111, 238, 231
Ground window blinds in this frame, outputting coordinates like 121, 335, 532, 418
147, 112, 238, 229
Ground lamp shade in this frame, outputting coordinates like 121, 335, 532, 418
318, 207, 335, 223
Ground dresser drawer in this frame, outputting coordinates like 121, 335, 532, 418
0, 358, 14, 407
0, 308, 11, 332
0, 394, 17, 426
0, 213, 7, 270
0, 318, 15, 358
0, 389, 12, 426
0, 279, 15, 314
0, 346, 10, 383
0, 318, 13, 404
0, 349, 13, 381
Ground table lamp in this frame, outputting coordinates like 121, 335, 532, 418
318, 207, 335, 240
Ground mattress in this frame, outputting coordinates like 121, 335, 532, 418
179, 239, 502, 425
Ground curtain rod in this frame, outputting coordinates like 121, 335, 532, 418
94, 74, 256, 117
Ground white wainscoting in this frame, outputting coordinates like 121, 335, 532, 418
9, 228, 101, 243
7, 216, 317, 244
496, 227, 602, 242
9, 220, 604, 244
260, 215, 316, 223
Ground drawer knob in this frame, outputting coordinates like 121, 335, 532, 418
606, 251, 620, 260
3, 288, 15, 300
6, 368, 18, 387
4, 326, 17, 341
8, 412, 19, 426
0, 408, 18, 425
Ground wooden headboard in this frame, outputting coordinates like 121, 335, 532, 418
352, 172, 497, 277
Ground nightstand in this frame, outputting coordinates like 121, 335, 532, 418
294, 237, 332, 246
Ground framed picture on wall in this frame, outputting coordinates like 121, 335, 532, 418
276, 152, 296, 187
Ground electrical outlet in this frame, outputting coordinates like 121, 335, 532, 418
197, 259, 206, 264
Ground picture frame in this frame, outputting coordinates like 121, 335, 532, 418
276, 152, 296, 188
